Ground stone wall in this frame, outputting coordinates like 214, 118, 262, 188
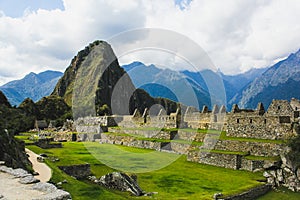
290, 98, 300, 113
34, 138, 62, 149
170, 142, 191, 154
266, 100, 294, 116
100, 133, 192, 154
77, 133, 101, 142
50, 132, 76, 142
187, 151, 241, 169
240, 158, 264, 171
100, 133, 161, 151
150, 115, 177, 129
108, 127, 179, 140
58, 164, 91, 179
221, 184, 272, 200
188, 149, 270, 171
214, 140, 284, 157
184, 113, 211, 129
176, 130, 198, 141
226, 114, 294, 140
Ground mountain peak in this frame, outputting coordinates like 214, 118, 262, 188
25, 72, 37, 78
231, 48, 300, 109
122, 61, 146, 72
0, 70, 63, 106
52, 40, 179, 116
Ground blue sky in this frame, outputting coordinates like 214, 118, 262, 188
0, 0, 300, 85
0, 0, 64, 17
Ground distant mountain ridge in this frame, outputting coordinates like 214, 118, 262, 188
122, 62, 263, 109
123, 53, 299, 111
123, 62, 213, 109
0, 70, 63, 106
231, 49, 300, 109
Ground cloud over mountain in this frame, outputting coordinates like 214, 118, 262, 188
1, 0, 300, 85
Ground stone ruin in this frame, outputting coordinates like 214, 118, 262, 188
58, 99, 300, 174
45, 98, 300, 194
73, 98, 299, 140
73, 98, 299, 141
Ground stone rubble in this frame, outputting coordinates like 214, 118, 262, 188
0, 164, 72, 200
264, 154, 300, 192
97, 172, 144, 196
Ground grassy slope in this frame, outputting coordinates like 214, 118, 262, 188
26, 142, 264, 200
258, 187, 300, 200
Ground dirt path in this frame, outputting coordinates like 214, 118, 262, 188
26, 148, 52, 182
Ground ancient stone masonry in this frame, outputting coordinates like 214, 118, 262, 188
58, 164, 91, 179
216, 184, 272, 200
214, 140, 284, 157
225, 100, 297, 140
34, 138, 62, 149
72, 98, 299, 174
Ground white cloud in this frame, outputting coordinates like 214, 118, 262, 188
142, 0, 300, 74
0, 0, 300, 85
0, 0, 146, 85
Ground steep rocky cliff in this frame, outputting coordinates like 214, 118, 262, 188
0, 91, 31, 170
52, 40, 178, 117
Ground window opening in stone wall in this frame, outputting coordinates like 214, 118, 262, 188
213, 115, 217, 122
237, 119, 239, 123
279, 116, 291, 123
296, 107, 298, 111
278, 106, 281, 110
250, 119, 252, 123
264, 119, 267, 124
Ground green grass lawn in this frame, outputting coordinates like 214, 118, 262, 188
257, 187, 300, 200
26, 142, 265, 200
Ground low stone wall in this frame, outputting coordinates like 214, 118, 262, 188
170, 142, 191, 154
34, 138, 62, 149
177, 130, 198, 141
188, 151, 241, 169
100, 133, 192, 154
76, 125, 101, 134
58, 164, 91, 179
100, 133, 161, 151
77, 133, 101, 142
188, 150, 266, 171
214, 140, 284, 157
51, 132, 77, 142
108, 127, 172, 139
221, 184, 272, 200
240, 158, 264, 171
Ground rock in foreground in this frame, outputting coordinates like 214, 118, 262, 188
0, 165, 71, 200
99, 172, 144, 196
